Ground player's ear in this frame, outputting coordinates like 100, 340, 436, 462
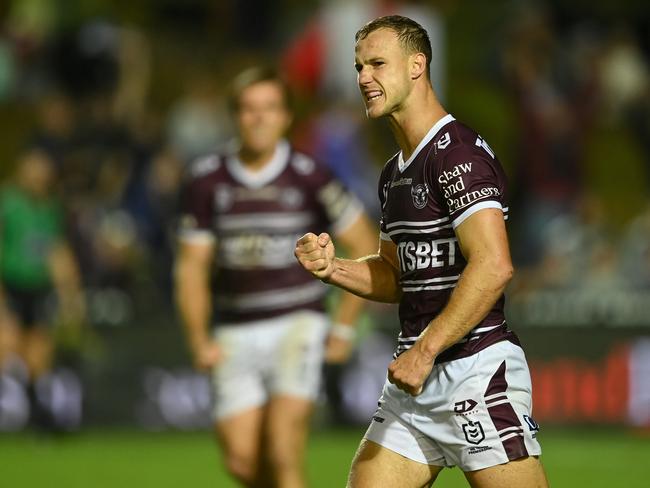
410, 52, 427, 80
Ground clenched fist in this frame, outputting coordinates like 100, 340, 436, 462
295, 232, 336, 281
387, 340, 436, 396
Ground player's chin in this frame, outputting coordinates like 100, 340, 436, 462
365, 106, 385, 119
242, 136, 277, 154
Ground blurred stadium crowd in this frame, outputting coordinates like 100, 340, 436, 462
0, 0, 649, 431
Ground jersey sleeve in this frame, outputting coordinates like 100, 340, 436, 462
377, 162, 392, 241
433, 142, 507, 229
297, 153, 363, 235
177, 157, 218, 244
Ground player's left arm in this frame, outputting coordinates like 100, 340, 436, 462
326, 211, 378, 363
388, 207, 513, 395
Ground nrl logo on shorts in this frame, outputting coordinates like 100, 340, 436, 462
411, 183, 428, 209
462, 420, 485, 445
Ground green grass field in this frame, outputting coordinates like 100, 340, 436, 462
1, 427, 648, 487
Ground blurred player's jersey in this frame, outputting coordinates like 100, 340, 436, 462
179, 139, 362, 324
378, 114, 519, 363
0, 185, 63, 289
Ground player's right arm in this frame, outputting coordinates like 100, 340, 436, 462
174, 238, 221, 371
295, 233, 401, 303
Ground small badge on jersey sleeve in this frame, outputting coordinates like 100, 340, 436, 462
214, 184, 234, 211
411, 183, 429, 209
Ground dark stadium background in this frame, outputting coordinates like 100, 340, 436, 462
0, 1, 648, 486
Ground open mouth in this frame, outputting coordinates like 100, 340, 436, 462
365, 90, 382, 102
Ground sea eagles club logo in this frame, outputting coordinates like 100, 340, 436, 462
411, 184, 428, 209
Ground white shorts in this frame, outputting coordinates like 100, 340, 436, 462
211, 310, 329, 420
364, 340, 542, 472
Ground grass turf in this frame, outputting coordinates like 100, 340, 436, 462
1, 427, 648, 487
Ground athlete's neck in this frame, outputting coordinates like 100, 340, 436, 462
387, 87, 447, 161
238, 144, 277, 172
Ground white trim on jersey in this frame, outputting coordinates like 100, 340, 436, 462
451, 200, 503, 229
380, 231, 392, 241
455, 335, 483, 344
189, 154, 220, 178
470, 322, 504, 335
178, 229, 216, 244
217, 253, 299, 270
331, 197, 364, 235
386, 217, 450, 229
455, 321, 506, 344
216, 212, 314, 231
402, 283, 457, 292
400, 275, 460, 285
387, 223, 452, 237
216, 281, 326, 311
398, 336, 420, 343
225, 139, 291, 189
398, 114, 455, 173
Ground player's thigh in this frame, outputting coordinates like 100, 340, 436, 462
22, 326, 54, 372
215, 406, 266, 464
464, 455, 548, 488
265, 395, 314, 461
348, 439, 442, 488
271, 311, 328, 399
0, 316, 20, 354
211, 325, 269, 420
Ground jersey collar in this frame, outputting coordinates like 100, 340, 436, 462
398, 114, 455, 173
225, 139, 291, 189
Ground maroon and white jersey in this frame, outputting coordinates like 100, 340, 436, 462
179, 140, 362, 324
378, 114, 520, 363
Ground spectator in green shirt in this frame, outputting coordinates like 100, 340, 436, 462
0, 148, 85, 429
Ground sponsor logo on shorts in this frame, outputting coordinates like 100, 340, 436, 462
372, 415, 385, 424
462, 420, 485, 445
454, 399, 478, 414
523, 414, 540, 432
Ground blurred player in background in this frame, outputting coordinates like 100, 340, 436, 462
0, 149, 85, 430
175, 67, 376, 487
295, 15, 549, 488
